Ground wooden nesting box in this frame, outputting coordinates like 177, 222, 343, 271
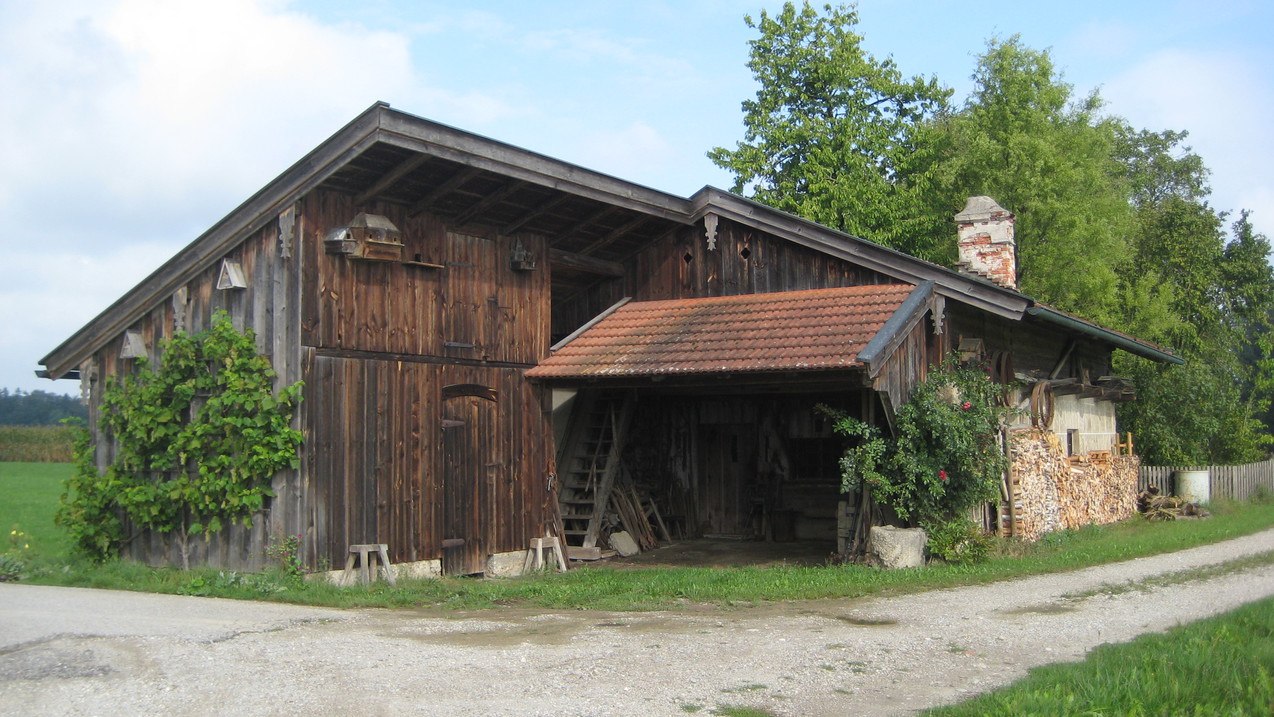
324, 213, 403, 262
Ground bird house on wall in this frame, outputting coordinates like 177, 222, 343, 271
510, 239, 537, 271
324, 213, 403, 262
216, 260, 247, 290
120, 330, 147, 360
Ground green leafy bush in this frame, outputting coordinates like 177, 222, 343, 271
826, 358, 1012, 525
924, 517, 993, 565
57, 312, 302, 565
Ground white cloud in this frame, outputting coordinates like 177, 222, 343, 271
0, 0, 516, 248
1102, 48, 1274, 236
573, 121, 675, 186
0, 0, 521, 393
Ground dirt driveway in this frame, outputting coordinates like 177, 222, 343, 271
4, 529, 1274, 717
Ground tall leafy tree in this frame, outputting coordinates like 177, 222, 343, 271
925, 37, 1132, 323
713, 5, 1273, 463
708, 1, 951, 260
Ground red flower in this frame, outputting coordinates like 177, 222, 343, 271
961, 401, 972, 411
938, 470, 948, 481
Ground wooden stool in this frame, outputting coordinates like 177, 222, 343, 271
341, 543, 396, 586
527, 535, 567, 573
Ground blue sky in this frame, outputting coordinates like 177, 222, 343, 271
2, 0, 1271, 396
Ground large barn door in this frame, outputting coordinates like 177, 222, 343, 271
440, 384, 497, 576
697, 423, 756, 536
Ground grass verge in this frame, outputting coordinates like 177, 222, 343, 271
925, 596, 1274, 716
4, 461, 1274, 611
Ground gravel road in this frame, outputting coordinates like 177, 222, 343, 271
3, 528, 1274, 717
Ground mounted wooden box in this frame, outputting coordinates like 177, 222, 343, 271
324, 213, 403, 262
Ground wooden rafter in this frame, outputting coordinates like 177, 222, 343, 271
408, 167, 480, 216
549, 248, 624, 277
452, 180, 525, 225
558, 205, 617, 239
355, 154, 430, 204
502, 194, 571, 234
577, 215, 650, 255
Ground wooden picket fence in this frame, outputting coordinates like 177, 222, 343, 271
1140, 458, 1274, 501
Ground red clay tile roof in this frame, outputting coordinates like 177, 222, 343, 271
527, 284, 916, 379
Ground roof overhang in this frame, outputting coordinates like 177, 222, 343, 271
1025, 306, 1184, 365
40, 102, 695, 379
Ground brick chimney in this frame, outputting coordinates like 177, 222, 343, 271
954, 196, 1017, 290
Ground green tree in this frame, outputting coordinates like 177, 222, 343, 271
926, 37, 1132, 322
707, 1, 951, 259
1112, 130, 1273, 464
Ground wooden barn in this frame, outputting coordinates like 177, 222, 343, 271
40, 103, 1180, 575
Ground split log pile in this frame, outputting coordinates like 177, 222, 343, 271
1008, 429, 1140, 541
1137, 485, 1210, 521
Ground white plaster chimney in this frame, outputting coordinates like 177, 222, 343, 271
954, 196, 1017, 290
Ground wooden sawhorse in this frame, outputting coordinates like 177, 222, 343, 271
341, 543, 397, 586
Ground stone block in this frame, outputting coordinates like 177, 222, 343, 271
485, 550, 531, 578
868, 526, 927, 569
609, 531, 640, 557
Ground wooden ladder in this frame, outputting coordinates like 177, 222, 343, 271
557, 393, 632, 548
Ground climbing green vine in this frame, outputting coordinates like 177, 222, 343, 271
57, 312, 302, 565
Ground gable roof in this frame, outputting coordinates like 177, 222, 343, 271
526, 283, 919, 380
39, 102, 1180, 379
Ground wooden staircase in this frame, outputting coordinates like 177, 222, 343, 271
557, 393, 633, 548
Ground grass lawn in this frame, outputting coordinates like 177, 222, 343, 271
926, 596, 1274, 716
0, 461, 71, 559
4, 461, 1274, 611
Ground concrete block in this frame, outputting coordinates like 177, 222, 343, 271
868, 526, 927, 569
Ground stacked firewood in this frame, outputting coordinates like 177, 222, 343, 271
1137, 485, 1210, 521
1008, 429, 1140, 541
1057, 450, 1139, 528
1008, 429, 1067, 540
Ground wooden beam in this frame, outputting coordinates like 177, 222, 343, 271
378, 111, 694, 223
452, 180, 525, 225
577, 215, 650, 255
1049, 339, 1077, 379
502, 194, 571, 234
408, 167, 479, 216
549, 248, 624, 277
354, 154, 430, 204
556, 205, 616, 239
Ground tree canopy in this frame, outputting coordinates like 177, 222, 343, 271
713, 2, 1274, 465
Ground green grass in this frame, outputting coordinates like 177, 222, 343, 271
0, 462, 71, 559
926, 596, 1274, 716
5, 460, 1274, 611
0, 426, 75, 462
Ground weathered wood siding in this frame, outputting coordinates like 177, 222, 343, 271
303, 353, 550, 570
552, 218, 899, 344
946, 303, 1113, 380
628, 219, 895, 301
86, 210, 303, 570
298, 188, 553, 572
300, 190, 550, 363
870, 316, 933, 416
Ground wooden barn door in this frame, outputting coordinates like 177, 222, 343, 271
440, 384, 497, 576
697, 423, 756, 536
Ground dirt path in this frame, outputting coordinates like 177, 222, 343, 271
4, 529, 1274, 717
